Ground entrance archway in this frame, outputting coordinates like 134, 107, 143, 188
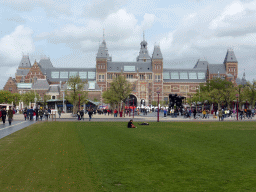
125, 94, 137, 107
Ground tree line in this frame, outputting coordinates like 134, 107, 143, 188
188, 78, 256, 110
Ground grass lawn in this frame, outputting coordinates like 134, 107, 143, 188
0, 121, 256, 191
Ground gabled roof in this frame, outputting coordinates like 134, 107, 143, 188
32, 79, 49, 90
16, 69, 30, 76
48, 85, 60, 93
208, 64, 226, 74
193, 58, 208, 69
152, 45, 163, 59
18, 55, 31, 69
38, 58, 54, 69
224, 49, 237, 63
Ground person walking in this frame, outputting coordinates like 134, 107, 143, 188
1, 107, 7, 124
80, 109, 84, 120
202, 109, 206, 119
193, 109, 197, 119
58, 108, 62, 118
218, 109, 223, 121
114, 109, 118, 117
35, 107, 39, 121
88, 109, 93, 121
39, 107, 44, 121
7, 106, 13, 125
23, 107, 27, 121
44, 109, 49, 120
77, 110, 81, 120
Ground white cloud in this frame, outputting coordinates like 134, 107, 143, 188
83, 0, 128, 18
0, 0, 72, 16
36, 9, 156, 52
0, 25, 35, 66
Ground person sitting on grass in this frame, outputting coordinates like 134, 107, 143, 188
127, 119, 137, 128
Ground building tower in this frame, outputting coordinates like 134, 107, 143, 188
96, 30, 111, 91
224, 48, 238, 80
152, 43, 163, 101
136, 31, 151, 62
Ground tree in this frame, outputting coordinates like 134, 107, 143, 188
102, 74, 132, 115
0, 90, 13, 104
65, 76, 88, 113
21, 91, 40, 107
42, 95, 51, 108
11, 93, 21, 107
244, 80, 256, 109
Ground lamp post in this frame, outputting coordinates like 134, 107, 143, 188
78, 94, 81, 111
157, 91, 160, 122
236, 94, 239, 121
133, 97, 135, 119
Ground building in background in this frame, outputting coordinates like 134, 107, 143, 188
3, 33, 243, 109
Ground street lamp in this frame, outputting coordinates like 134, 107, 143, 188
157, 91, 160, 122
133, 97, 135, 119
236, 94, 239, 121
78, 94, 81, 111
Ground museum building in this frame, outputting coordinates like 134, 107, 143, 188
3, 33, 242, 109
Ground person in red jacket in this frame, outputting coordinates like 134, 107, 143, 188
114, 109, 118, 117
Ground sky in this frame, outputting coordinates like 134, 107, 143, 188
0, 0, 256, 89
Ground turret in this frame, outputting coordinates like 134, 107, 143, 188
224, 48, 238, 80
136, 32, 151, 62
18, 54, 31, 69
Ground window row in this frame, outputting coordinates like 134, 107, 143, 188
98, 65, 105, 69
51, 71, 96, 79
163, 72, 205, 80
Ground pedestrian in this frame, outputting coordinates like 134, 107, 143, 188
202, 109, 206, 119
1, 107, 7, 124
58, 108, 62, 118
28, 107, 34, 121
164, 108, 167, 117
114, 109, 118, 117
45, 109, 49, 120
48, 108, 51, 119
39, 107, 44, 121
77, 110, 80, 120
193, 109, 197, 119
80, 109, 84, 120
7, 106, 13, 125
35, 107, 39, 121
88, 109, 93, 121
218, 109, 223, 121
23, 107, 27, 121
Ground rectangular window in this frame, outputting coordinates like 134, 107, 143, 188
147, 74, 152, 79
171, 72, 179, 79
60, 72, 68, 78
69, 72, 78, 78
51, 71, 59, 78
88, 82, 95, 89
155, 75, 161, 82
180, 72, 188, 79
88, 72, 96, 79
102, 75, 105, 81
189, 73, 197, 79
198, 72, 205, 79
79, 72, 87, 79
124, 66, 135, 71
163, 72, 170, 79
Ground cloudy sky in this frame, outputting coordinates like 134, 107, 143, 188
0, 0, 256, 89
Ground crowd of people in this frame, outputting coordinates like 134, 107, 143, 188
0, 106, 15, 125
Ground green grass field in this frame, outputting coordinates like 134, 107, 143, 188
0, 121, 256, 191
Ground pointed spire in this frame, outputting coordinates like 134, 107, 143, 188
103, 28, 105, 41
143, 31, 145, 41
